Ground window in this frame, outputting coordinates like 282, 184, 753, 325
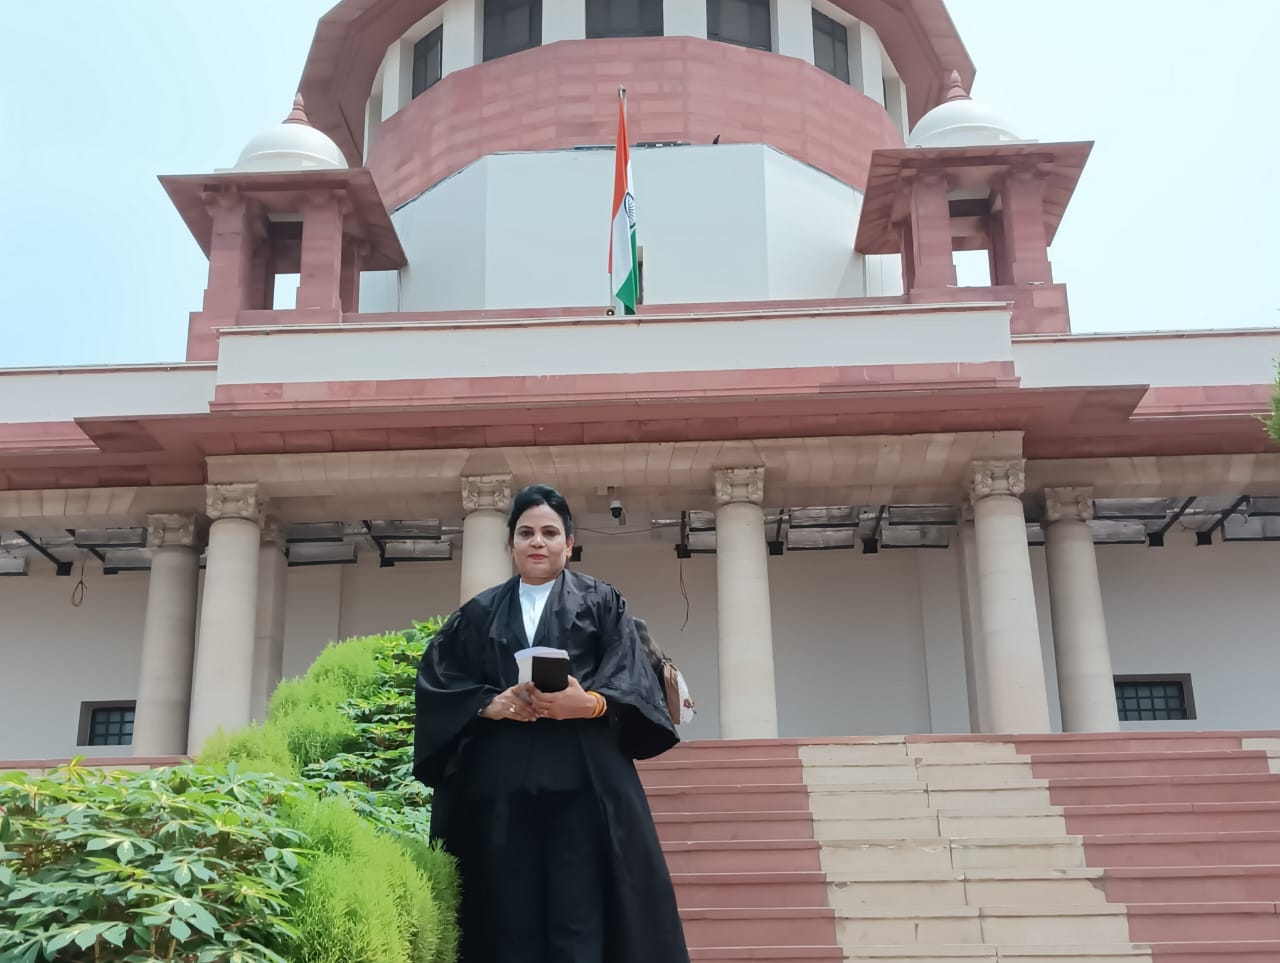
812, 9, 850, 83
587, 0, 663, 38
1114, 676, 1195, 722
707, 0, 771, 51
484, 0, 542, 61
412, 26, 443, 98
79, 702, 135, 747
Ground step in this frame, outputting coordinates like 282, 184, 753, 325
1083, 831, 1280, 867
1126, 902, 1280, 942
657, 739, 808, 762
672, 871, 830, 909
813, 812, 942, 840
1061, 801, 1280, 835
975, 904, 1132, 944
1045, 773, 1280, 807
949, 837, 1088, 871
1026, 750, 1272, 779
655, 810, 817, 842
679, 907, 836, 949
1103, 865, 1280, 903
839, 945, 1149, 962
825, 869, 1108, 909
807, 785, 933, 816
993, 947, 1151, 963
817, 838, 956, 874
1149, 940, 1280, 963
640, 758, 808, 787
835, 905, 982, 945
688, 948, 843, 962
800, 742, 916, 765
662, 839, 822, 874
647, 784, 813, 814
1010, 733, 1255, 754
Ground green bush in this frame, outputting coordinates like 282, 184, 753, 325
0, 620, 460, 963
1268, 361, 1280, 443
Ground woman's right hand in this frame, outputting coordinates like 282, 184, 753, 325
479, 683, 537, 722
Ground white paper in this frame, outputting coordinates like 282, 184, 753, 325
514, 646, 570, 685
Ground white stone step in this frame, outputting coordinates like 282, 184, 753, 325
803, 763, 922, 785
835, 905, 981, 945
841, 945, 1150, 962
825, 869, 1107, 908
818, 838, 954, 874
978, 905, 1131, 944
800, 742, 913, 765
807, 785, 932, 816
949, 837, 1088, 871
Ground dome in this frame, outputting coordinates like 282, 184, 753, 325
231, 94, 347, 172
907, 72, 1029, 149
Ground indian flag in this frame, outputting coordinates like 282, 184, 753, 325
609, 88, 638, 316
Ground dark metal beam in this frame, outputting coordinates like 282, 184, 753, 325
14, 530, 73, 576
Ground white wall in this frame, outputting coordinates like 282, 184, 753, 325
1014, 332, 1280, 389
543, 0, 586, 43
385, 145, 868, 313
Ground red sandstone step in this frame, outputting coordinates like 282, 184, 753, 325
640, 758, 807, 787
672, 871, 830, 909
1127, 903, 1280, 942
655, 810, 816, 843
646, 784, 814, 814
1149, 940, 1280, 963
662, 839, 822, 874
688, 947, 842, 962
1105, 866, 1280, 903
1010, 734, 1256, 754
1045, 773, 1280, 806
1084, 831, 1280, 867
678, 907, 836, 948
1061, 801, 1280, 834
1027, 750, 1271, 779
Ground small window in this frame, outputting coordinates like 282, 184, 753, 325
78, 702, 136, 747
412, 27, 443, 98
707, 0, 771, 51
812, 9, 850, 83
587, 0, 663, 37
1114, 675, 1195, 722
484, 0, 542, 62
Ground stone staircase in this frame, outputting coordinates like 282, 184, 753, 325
639, 733, 1280, 963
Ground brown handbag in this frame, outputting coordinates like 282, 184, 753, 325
636, 618, 695, 726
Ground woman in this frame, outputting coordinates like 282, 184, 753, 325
414, 484, 690, 963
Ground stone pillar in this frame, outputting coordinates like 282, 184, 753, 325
201, 194, 255, 313
296, 194, 345, 311
188, 484, 265, 754
251, 520, 289, 723
997, 165, 1054, 285
662, 0, 707, 38
338, 240, 365, 314
903, 171, 957, 291
461, 474, 513, 603
954, 505, 989, 733
773, 0, 815, 62
714, 467, 779, 739
132, 514, 203, 756
1043, 486, 1119, 732
969, 460, 1051, 733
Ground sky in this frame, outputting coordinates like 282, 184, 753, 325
0, 0, 1277, 369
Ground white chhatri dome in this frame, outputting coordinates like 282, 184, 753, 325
907, 71, 1030, 149
232, 94, 347, 172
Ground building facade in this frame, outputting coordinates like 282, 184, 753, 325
2, 0, 1278, 762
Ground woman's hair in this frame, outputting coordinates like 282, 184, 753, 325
634, 617, 663, 668
507, 484, 575, 540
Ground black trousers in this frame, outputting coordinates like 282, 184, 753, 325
473, 789, 608, 963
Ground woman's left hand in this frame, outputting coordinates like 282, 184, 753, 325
529, 676, 598, 720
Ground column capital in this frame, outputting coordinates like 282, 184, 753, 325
969, 459, 1026, 504
146, 513, 203, 550
714, 467, 765, 506
461, 473, 513, 514
206, 484, 266, 525
260, 518, 288, 550
1043, 486, 1095, 524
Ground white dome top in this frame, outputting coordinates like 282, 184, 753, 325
232, 95, 347, 173
907, 72, 1029, 149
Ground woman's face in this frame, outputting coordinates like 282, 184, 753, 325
510, 503, 574, 585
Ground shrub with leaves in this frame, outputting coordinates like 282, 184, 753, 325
1268, 361, 1280, 443
0, 761, 307, 963
0, 619, 460, 963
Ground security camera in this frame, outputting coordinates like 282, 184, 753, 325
610, 499, 624, 520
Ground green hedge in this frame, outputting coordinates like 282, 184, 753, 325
0, 621, 458, 963
1268, 362, 1280, 443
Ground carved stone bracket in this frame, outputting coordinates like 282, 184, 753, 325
462, 474, 513, 514
146, 513, 203, 551
714, 467, 765, 507
1043, 486, 1095, 525
969, 459, 1027, 503
260, 518, 288, 550
206, 484, 266, 525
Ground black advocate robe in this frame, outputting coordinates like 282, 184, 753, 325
414, 569, 691, 963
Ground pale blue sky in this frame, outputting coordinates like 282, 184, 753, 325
1, 0, 1276, 369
